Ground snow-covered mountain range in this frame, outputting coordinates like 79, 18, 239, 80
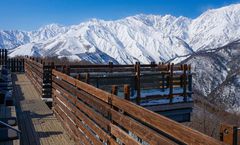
1, 3, 240, 112
1, 4, 240, 64
0, 24, 68, 50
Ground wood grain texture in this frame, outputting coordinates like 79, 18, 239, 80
52, 69, 226, 145
12, 73, 74, 145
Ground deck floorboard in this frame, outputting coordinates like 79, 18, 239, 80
12, 73, 75, 145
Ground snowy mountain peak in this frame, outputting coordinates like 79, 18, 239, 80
2, 3, 240, 64
189, 3, 240, 51
206, 3, 240, 13
39, 23, 64, 29
30, 23, 69, 42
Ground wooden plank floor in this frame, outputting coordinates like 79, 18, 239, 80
12, 73, 75, 145
0, 105, 20, 145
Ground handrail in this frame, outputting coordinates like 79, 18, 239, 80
23, 56, 226, 144
52, 69, 225, 145
0, 121, 21, 134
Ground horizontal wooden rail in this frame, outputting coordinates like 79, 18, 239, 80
67, 63, 192, 105
25, 58, 43, 94
52, 69, 225, 145
24, 57, 53, 100
53, 65, 185, 73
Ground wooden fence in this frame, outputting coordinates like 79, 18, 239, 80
53, 62, 193, 122
24, 56, 193, 105
24, 56, 193, 122
7, 58, 25, 72
54, 62, 193, 105
22, 56, 229, 144
0, 51, 236, 144
24, 56, 52, 100
0, 49, 8, 66
52, 69, 225, 145
0, 49, 24, 72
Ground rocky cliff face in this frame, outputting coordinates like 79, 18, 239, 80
182, 41, 240, 112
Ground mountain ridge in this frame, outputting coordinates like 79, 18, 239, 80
1, 3, 240, 112
1, 3, 240, 64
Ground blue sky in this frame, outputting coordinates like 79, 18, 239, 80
0, 0, 239, 30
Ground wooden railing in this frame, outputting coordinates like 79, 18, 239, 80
7, 58, 25, 72
25, 57, 43, 94
54, 62, 193, 105
20, 56, 230, 144
0, 49, 8, 66
23, 56, 193, 122
0, 49, 24, 72
24, 57, 52, 100
52, 69, 225, 145
24, 56, 193, 106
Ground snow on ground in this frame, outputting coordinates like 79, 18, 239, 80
129, 88, 192, 106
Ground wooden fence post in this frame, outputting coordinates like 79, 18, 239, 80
76, 74, 81, 81
167, 63, 170, 71
158, 62, 165, 92
16, 58, 19, 72
109, 62, 113, 73
96, 77, 99, 88
180, 64, 183, 87
124, 84, 130, 101
13, 58, 16, 72
220, 124, 238, 145
85, 73, 90, 84
188, 65, 192, 98
42, 61, 46, 98
150, 61, 155, 68
4, 49, 7, 66
111, 85, 118, 95
161, 73, 165, 92
8, 58, 11, 71
65, 65, 70, 76
135, 62, 141, 105
169, 63, 174, 103
51, 62, 55, 107
183, 64, 187, 102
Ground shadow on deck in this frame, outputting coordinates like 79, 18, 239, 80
12, 73, 74, 145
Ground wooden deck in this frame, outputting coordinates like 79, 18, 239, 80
0, 53, 229, 145
12, 73, 74, 145
0, 105, 20, 145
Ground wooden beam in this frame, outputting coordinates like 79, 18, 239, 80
111, 85, 118, 95
135, 62, 141, 105
124, 84, 130, 101
52, 69, 225, 145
